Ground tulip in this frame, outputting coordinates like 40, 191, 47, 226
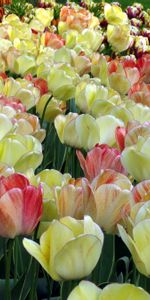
13, 112, 46, 142
23, 215, 104, 281
30, 169, 71, 222
77, 29, 103, 52
47, 64, 78, 101
2, 77, 40, 110
76, 144, 126, 181
43, 32, 65, 49
36, 93, 66, 122
121, 124, 150, 181
0, 173, 42, 238
67, 281, 102, 300
92, 169, 133, 233
35, 8, 53, 27
56, 169, 132, 234
68, 281, 150, 300
0, 134, 43, 173
118, 219, 150, 276
75, 78, 109, 113
107, 24, 132, 53
104, 3, 128, 25
54, 113, 100, 150
56, 177, 96, 220
133, 180, 150, 203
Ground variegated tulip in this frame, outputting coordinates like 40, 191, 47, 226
92, 169, 133, 233
30, 169, 71, 222
118, 219, 150, 277
1, 77, 40, 110
68, 281, 150, 300
23, 215, 104, 280
133, 180, 150, 203
0, 173, 42, 238
56, 177, 96, 220
76, 144, 126, 182
0, 134, 43, 173
13, 112, 46, 142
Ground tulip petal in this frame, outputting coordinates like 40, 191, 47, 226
67, 280, 102, 300
23, 238, 49, 274
55, 235, 102, 280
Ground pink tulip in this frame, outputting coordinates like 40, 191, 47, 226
76, 144, 126, 182
0, 173, 43, 238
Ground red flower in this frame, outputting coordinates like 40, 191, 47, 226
0, 174, 43, 238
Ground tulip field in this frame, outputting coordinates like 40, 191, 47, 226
0, 0, 150, 299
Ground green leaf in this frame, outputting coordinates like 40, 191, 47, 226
61, 280, 80, 300
90, 234, 115, 285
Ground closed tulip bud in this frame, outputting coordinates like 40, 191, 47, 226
0, 173, 42, 238
23, 215, 104, 281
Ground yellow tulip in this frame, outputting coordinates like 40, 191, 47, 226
2, 77, 40, 110
104, 3, 128, 25
54, 113, 100, 150
77, 29, 103, 52
0, 134, 43, 173
35, 8, 53, 27
67, 280, 102, 300
68, 281, 150, 300
121, 136, 150, 181
30, 169, 71, 222
23, 216, 104, 280
107, 24, 132, 53
47, 64, 78, 101
118, 219, 150, 276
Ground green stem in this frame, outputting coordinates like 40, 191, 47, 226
5, 239, 14, 300
41, 96, 53, 127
